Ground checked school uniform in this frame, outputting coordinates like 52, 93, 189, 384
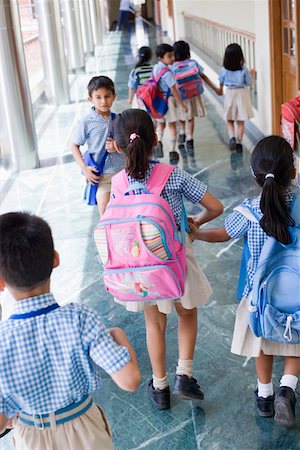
110, 162, 212, 314
226, 190, 300, 358
0, 294, 130, 450
152, 61, 178, 123
73, 108, 125, 198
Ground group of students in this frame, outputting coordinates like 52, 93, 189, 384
0, 39, 298, 450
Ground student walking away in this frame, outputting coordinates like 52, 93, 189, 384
172, 40, 222, 170
0, 212, 140, 449
189, 135, 300, 428
151, 43, 188, 164
94, 109, 223, 410
116, 0, 135, 33
128, 46, 153, 108
72, 76, 125, 217
219, 43, 255, 153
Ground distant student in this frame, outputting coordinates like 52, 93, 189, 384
0, 212, 140, 449
128, 46, 153, 108
116, 0, 134, 33
72, 76, 125, 216
219, 43, 255, 152
110, 109, 223, 410
153, 43, 188, 164
189, 136, 300, 428
172, 40, 222, 168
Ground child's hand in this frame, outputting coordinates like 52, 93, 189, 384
105, 138, 115, 153
84, 166, 100, 185
182, 104, 188, 113
217, 88, 223, 96
128, 98, 133, 105
188, 215, 201, 228
188, 221, 200, 242
250, 68, 256, 80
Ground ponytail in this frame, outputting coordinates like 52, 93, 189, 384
135, 46, 152, 68
126, 138, 150, 179
250, 135, 295, 245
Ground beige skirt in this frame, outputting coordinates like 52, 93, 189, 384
114, 236, 212, 314
231, 297, 300, 357
12, 404, 114, 450
156, 96, 178, 124
224, 88, 254, 121
177, 95, 206, 121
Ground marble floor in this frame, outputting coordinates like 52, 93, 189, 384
1, 27, 300, 450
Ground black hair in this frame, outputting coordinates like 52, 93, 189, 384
87, 76, 115, 97
250, 135, 295, 244
135, 46, 152, 68
0, 212, 55, 289
223, 43, 244, 71
156, 43, 174, 59
112, 109, 155, 179
174, 40, 190, 61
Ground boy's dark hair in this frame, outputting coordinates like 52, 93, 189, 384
112, 109, 155, 179
251, 135, 295, 244
135, 46, 152, 68
0, 212, 54, 289
174, 40, 190, 61
223, 43, 244, 71
87, 76, 115, 97
156, 43, 174, 59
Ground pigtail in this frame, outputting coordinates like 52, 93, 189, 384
259, 178, 294, 244
126, 138, 149, 179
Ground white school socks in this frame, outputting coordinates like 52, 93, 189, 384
257, 379, 274, 398
153, 374, 169, 390
176, 359, 193, 378
169, 136, 176, 152
280, 374, 298, 392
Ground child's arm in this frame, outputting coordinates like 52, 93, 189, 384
201, 73, 223, 96
170, 85, 188, 113
109, 327, 141, 392
189, 222, 230, 243
0, 414, 9, 434
192, 191, 224, 226
71, 144, 100, 185
128, 87, 135, 105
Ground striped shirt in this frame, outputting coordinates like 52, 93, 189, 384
73, 107, 125, 174
0, 294, 130, 417
128, 64, 154, 90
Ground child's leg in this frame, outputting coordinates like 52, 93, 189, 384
97, 192, 110, 217
96, 174, 113, 217
144, 305, 167, 379
255, 351, 275, 417
227, 120, 236, 150
236, 120, 244, 152
274, 356, 300, 427
154, 121, 165, 158
187, 118, 194, 141
168, 121, 179, 164
173, 304, 204, 400
186, 118, 196, 167
178, 121, 187, 165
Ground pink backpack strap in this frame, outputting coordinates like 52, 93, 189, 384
154, 67, 170, 83
146, 163, 175, 195
111, 169, 129, 197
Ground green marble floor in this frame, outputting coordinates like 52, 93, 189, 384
1, 28, 300, 450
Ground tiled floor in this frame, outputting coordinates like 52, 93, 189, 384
1, 26, 300, 450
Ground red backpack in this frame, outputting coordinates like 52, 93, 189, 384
280, 96, 300, 152
136, 68, 171, 119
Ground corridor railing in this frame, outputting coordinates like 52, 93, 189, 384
182, 12, 257, 106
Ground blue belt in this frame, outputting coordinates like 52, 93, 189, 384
19, 395, 93, 429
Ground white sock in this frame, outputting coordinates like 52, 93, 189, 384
229, 134, 235, 140
153, 374, 169, 390
257, 379, 274, 398
169, 136, 176, 152
187, 134, 193, 141
176, 359, 193, 378
237, 138, 242, 144
179, 130, 185, 136
156, 129, 163, 142
280, 374, 298, 392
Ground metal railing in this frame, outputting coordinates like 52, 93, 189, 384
183, 12, 257, 106
23, 35, 44, 89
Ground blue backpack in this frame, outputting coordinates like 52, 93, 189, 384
236, 193, 300, 344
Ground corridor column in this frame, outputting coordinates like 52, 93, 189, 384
60, 0, 85, 72
78, 0, 94, 55
89, 0, 102, 47
36, 0, 70, 105
0, 0, 39, 171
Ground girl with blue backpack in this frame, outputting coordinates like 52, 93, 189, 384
128, 46, 153, 108
189, 135, 300, 428
172, 41, 222, 169
104, 108, 223, 410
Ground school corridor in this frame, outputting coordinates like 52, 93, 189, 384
1, 0, 300, 448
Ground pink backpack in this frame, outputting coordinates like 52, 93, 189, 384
136, 68, 171, 119
280, 96, 300, 152
94, 164, 186, 302
172, 59, 203, 100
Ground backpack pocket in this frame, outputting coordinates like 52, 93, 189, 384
263, 304, 300, 344
102, 265, 183, 301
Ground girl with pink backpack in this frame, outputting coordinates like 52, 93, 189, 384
97, 109, 223, 410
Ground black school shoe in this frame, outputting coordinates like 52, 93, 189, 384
255, 389, 275, 417
236, 143, 243, 153
154, 141, 164, 158
229, 137, 237, 151
274, 386, 296, 427
147, 379, 170, 410
173, 375, 204, 400
169, 151, 180, 165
